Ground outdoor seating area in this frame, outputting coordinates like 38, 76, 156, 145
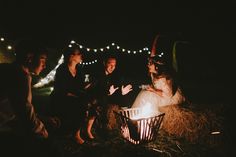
0, 2, 235, 156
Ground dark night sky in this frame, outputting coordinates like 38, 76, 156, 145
0, 1, 234, 44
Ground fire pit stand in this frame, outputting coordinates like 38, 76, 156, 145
114, 108, 165, 145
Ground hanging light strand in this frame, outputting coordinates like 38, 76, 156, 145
69, 40, 151, 55
33, 55, 64, 88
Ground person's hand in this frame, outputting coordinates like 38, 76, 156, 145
38, 128, 48, 139
109, 85, 119, 95
146, 86, 163, 96
121, 84, 133, 95
145, 85, 156, 93
42, 129, 49, 138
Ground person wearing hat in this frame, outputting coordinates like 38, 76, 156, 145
132, 35, 220, 143
132, 34, 185, 111
51, 44, 96, 144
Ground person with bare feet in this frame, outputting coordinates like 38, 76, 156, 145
51, 44, 95, 144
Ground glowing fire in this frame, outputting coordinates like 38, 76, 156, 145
131, 102, 159, 120
119, 97, 164, 144
120, 103, 160, 143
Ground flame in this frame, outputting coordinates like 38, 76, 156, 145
131, 102, 158, 120
120, 104, 163, 144
141, 102, 153, 118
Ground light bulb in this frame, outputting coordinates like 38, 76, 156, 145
7, 45, 12, 50
70, 40, 75, 44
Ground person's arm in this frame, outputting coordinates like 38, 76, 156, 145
54, 65, 70, 96
146, 77, 173, 98
145, 85, 163, 97
18, 74, 48, 138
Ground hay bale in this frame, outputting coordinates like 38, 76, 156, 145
159, 104, 222, 143
107, 104, 120, 130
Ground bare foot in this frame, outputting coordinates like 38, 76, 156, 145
75, 135, 85, 144
75, 130, 85, 144
87, 131, 95, 139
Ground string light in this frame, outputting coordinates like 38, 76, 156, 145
7, 45, 12, 50
50, 87, 54, 91
0, 37, 4, 41
33, 55, 64, 88
69, 41, 150, 55
80, 59, 97, 66
70, 40, 75, 44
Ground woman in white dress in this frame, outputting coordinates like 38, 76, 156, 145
131, 35, 215, 143
132, 55, 185, 112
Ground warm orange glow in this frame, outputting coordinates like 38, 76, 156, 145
131, 102, 159, 120
118, 106, 164, 144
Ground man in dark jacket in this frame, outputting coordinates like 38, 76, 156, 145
4, 40, 59, 156
93, 56, 133, 137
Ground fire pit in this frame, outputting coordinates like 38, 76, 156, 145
115, 107, 165, 145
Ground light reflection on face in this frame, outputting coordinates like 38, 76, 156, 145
147, 59, 158, 74
70, 50, 83, 64
105, 58, 116, 75
32, 54, 47, 75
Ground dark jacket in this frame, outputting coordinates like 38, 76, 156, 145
53, 63, 86, 98
8, 63, 46, 137
92, 70, 122, 106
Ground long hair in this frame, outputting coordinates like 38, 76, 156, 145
62, 44, 83, 64
149, 56, 178, 95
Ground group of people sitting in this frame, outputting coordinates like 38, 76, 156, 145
1, 39, 188, 155
50, 45, 133, 144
